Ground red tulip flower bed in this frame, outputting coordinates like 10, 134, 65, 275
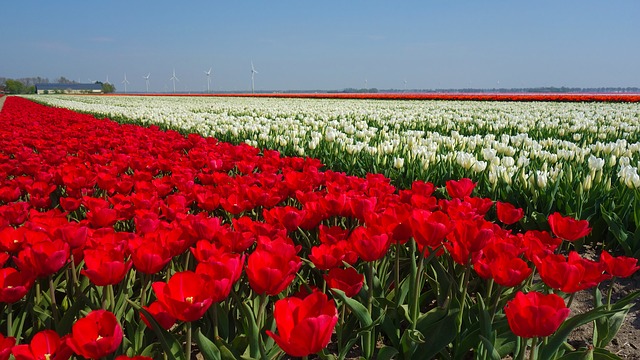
0, 96, 638, 360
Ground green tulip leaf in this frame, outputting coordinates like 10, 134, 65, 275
194, 327, 222, 360
478, 335, 502, 360
539, 305, 619, 359
410, 308, 457, 360
594, 290, 640, 347
555, 347, 623, 360
127, 299, 187, 360
331, 289, 373, 328
377, 346, 400, 360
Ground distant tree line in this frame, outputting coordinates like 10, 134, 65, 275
0, 76, 115, 94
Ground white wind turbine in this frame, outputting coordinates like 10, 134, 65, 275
105, 75, 110, 85
251, 61, 258, 94
143, 73, 151, 93
170, 68, 179, 93
122, 73, 130, 93
204, 68, 212, 93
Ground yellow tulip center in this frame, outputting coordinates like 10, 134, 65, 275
185, 296, 194, 304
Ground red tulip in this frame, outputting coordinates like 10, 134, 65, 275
59, 197, 81, 212
324, 267, 364, 297
196, 258, 243, 303
410, 210, 452, 252
84, 197, 119, 229
547, 212, 591, 241
0, 226, 26, 253
445, 178, 476, 199
349, 226, 390, 262
0, 185, 21, 203
53, 222, 88, 249
128, 234, 173, 274
262, 206, 307, 232
0, 333, 15, 360
246, 237, 302, 295
67, 310, 123, 359
1, 202, 30, 226
445, 219, 493, 265
81, 247, 132, 286
266, 290, 338, 357
0, 267, 34, 303
152, 271, 213, 322
317, 225, 349, 244
486, 255, 532, 288
522, 230, 561, 263
14, 238, 69, 278
141, 301, 177, 330
504, 291, 570, 338
11, 330, 73, 360
309, 242, 350, 270
496, 201, 524, 225
600, 250, 640, 278
536, 252, 610, 293
0, 333, 16, 360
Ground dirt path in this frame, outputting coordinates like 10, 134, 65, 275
0, 95, 6, 113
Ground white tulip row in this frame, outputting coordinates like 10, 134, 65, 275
25, 95, 640, 193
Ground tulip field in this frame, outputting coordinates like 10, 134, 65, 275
0, 94, 639, 359
26, 94, 640, 255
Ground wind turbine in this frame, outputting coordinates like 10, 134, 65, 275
251, 61, 258, 94
143, 73, 151, 93
105, 75, 110, 85
364, 78, 368, 90
204, 68, 212, 93
170, 68, 179, 93
122, 73, 130, 93
403, 79, 407, 92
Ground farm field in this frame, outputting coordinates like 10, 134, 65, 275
1, 94, 639, 359
28, 94, 640, 254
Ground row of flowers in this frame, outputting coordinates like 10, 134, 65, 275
0, 96, 638, 359
27, 94, 640, 255
105, 92, 640, 102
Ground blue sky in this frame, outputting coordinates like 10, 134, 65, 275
2, 1, 639, 92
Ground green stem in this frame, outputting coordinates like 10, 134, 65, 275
566, 292, 576, 309
529, 337, 539, 360
411, 246, 428, 329
49, 276, 60, 325
457, 257, 472, 334
515, 337, 527, 360
140, 273, 150, 308
256, 294, 268, 331
109, 284, 116, 313
363, 262, 375, 359
184, 251, 191, 271
486, 278, 494, 300
256, 294, 269, 360
35, 280, 41, 305
185, 321, 192, 358
395, 242, 401, 308
606, 277, 616, 309
337, 303, 346, 352
489, 284, 502, 323
212, 305, 219, 340
7, 303, 12, 337
70, 254, 79, 293
408, 240, 418, 330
